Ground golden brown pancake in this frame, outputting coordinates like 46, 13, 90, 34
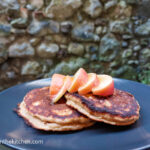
17, 87, 94, 131
17, 102, 94, 131
65, 89, 140, 126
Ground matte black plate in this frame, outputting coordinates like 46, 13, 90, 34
0, 78, 150, 150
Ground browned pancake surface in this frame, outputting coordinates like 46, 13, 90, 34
23, 87, 91, 123
67, 89, 139, 118
17, 101, 94, 131
65, 89, 140, 125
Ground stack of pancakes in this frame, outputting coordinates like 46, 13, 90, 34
17, 87, 94, 131
17, 87, 140, 131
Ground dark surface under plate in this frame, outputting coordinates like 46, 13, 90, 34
0, 78, 150, 150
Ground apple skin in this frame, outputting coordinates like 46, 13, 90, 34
68, 68, 88, 93
92, 75, 114, 97
50, 74, 65, 98
78, 73, 99, 95
50, 74, 72, 103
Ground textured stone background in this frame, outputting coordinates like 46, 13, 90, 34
0, 0, 150, 91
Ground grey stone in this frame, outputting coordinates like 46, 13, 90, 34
135, 20, 150, 36
91, 53, 98, 61
1, 61, 11, 71
11, 18, 28, 29
83, 0, 103, 18
77, 12, 83, 23
29, 0, 44, 9
108, 1, 132, 19
111, 65, 137, 79
21, 61, 41, 75
139, 48, 150, 64
53, 35, 68, 44
122, 41, 128, 48
8, 40, 35, 57
72, 23, 100, 42
61, 21, 73, 34
6, 71, 16, 79
48, 20, 60, 33
119, 1, 127, 8
99, 33, 121, 61
104, 0, 117, 11
27, 20, 59, 35
134, 20, 141, 26
43, 59, 53, 68
0, 0, 19, 10
140, 38, 149, 47
122, 49, 132, 58
142, 63, 150, 70
45, 0, 82, 20
85, 44, 98, 53
102, 26, 108, 34
111, 66, 124, 76
110, 19, 131, 34
0, 24, 11, 36
30, 38, 41, 46
128, 60, 139, 65
84, 53, 91, 59
27, 20, 49, 36
88, 62, 104, 73
131, 16, 139, 21
60, 44, 67, 50
26, 4, 35, 11
9, 36, 15, 42
10, 28, 26, 34
133, 52, 138, 57
0, 44, 8, 64
122, 34, 133, 40
45, 57, 88, 77
133, 45, 141, 51
19, 0, 27, 6
110, 61, 120, 68
0, 37, 11, 45
68, 43, 84, 56
95, 26, 102, 35
130, 39, 139, 48
37, 42, 59, 58
44, 36, 52, 42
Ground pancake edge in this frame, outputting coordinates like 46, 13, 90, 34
17, 101, 95, 131
65, 94, 140, 126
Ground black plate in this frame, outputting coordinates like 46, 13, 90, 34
0, 78, 150, 150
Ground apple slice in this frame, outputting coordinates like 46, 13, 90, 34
68, 68, 88, 93
78, 73, 99, 95
92, 75, 114, 96
50, 74, 65, 99
50, 74, 72, 103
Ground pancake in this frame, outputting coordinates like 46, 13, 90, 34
65, 89, 140, 126
17, 102, 94, 131
17, 87, 94, 131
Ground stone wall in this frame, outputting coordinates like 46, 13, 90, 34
0, 0, 150, 91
